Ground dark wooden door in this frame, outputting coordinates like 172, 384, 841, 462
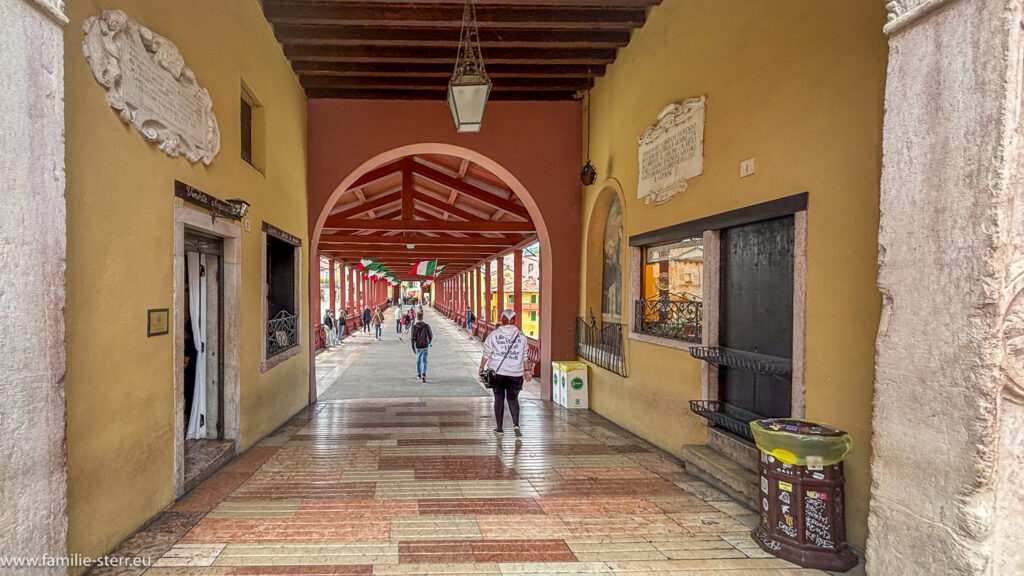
719, 216, 794, 418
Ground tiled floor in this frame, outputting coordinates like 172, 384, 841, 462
91, 309, 860, 575
93, 396, 852, 575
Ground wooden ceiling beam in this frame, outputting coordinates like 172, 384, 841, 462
293, 61, 607, 78
306, 88, 580, 100
412, 163, 531, 220
318, 233, 528, 246
324, 220, 536, 232
412, 191, 487, 222
299, 75, 592, 91
284, 45, 616, 64
325, 191, 401, 223
263, 2, 647, 30
349, 159, 403, 188
274, 25, 630, 49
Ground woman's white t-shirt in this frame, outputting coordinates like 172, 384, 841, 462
482, 325, 527, 377
394, 307, 403, 321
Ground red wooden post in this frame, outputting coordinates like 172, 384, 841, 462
497, 255, 505, 320
514, 249, 523, 329
484, 260, 492, 323
475, 265, 482, 325
328, 258, 336, 318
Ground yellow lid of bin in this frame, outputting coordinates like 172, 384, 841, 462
562, 361, 588, 371
551, 361, 568, 371
750, 419, 852, 467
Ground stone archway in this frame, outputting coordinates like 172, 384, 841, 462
309, 143, 558, 402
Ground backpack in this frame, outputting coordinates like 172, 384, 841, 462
412, 322, 432, 349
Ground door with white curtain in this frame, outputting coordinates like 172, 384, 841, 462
184, 231, 224, 441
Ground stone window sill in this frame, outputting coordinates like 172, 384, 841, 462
261, 344, 302, 373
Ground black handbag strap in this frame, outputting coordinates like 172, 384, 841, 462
493, 332, 521, 376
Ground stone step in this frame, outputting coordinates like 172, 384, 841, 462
680, 443, 759, 511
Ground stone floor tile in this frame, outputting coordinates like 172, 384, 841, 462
214, 543, 398, 566
153, 543, 227, 567
389, 515, 483, 541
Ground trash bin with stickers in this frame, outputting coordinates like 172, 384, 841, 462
749, 419, 856, 572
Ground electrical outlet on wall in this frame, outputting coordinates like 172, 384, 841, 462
244, 218, 252, 232
740, 158, 756, 178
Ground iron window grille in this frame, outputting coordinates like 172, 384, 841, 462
576, 314, 627, 377
266, 310, 297, 358
634, 292, 703, 342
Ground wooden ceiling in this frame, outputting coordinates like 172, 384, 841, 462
263, 0, 662, 100
319, 154, 537, 280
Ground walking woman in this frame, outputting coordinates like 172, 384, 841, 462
372, 306, 385, 341
479, 309, 532, 438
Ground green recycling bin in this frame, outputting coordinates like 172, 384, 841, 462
750, 419, 856, 572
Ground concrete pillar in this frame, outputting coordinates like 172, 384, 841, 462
0, 0, 69, 570
869, 1, 1024, 574
514, 250, 523, 329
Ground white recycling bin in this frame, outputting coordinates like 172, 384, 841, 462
551, 361, 567, 407
562, 361, 589, 409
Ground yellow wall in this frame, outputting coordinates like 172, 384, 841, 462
488, 292, 540, 338
64, 0, 309, 567
579, 1, 886, 548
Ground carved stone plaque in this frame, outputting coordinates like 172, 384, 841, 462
637, 96, 705, 205
82, 10, 220, 164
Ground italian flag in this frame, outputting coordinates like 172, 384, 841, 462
409, 259, 438, 276
357, 258, 375, 270
429, 264, 446, 279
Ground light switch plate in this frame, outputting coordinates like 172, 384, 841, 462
244, 218, 252, 232
740, 158, 756, 178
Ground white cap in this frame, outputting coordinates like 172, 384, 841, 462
502, 309, 517, 321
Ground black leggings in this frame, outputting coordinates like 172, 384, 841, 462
491, 375, 524, 430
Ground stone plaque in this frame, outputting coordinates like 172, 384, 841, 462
637, 96, 705, 205
82, 10, 220, 164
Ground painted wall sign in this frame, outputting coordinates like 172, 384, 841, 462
82, 9, 221, 164
262, 221, 302, 247
637, 96, 705, 205
174, 180, 235, 216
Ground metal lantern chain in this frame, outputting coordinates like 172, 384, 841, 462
454, 0, 488, 81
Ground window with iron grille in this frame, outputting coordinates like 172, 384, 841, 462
635, 237, 703, 342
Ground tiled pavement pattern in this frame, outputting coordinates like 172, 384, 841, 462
90, 395, 857, 575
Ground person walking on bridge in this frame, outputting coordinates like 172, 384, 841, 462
479, 310, 531, 439
411, 311, 433, 382
361, 305, 371, 334
372, 306, 385, 341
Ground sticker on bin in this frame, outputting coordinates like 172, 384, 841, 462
750, 418, 853, 467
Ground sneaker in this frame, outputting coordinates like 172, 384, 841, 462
421, 374, 427, 382
513, 426, 522, 438
493, 428, 503, 436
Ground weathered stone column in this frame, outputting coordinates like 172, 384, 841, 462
0, 0, 68, 571
870, 1, 1024, 574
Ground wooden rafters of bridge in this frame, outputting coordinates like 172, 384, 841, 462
263, 0, 662, 101
318, 154, 538, 281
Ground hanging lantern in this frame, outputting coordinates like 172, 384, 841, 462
580, 89, 598, 185
448, 0, 491, 133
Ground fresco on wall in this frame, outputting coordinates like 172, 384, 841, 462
602, 196, 623, 320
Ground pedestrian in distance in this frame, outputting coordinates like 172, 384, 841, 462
362, 305, 371, 334
322, 310, 336, 346
479, 309, 531, 439
466, 307, 475, 338
337, 308, 347, 339
394, 305, 404, 335
400, 310, 412, 340
372, 306, 385, 341
411, 311, 433, 382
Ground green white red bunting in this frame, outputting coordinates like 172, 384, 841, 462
357, 258, 375, 270
409, 259, 438, 276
